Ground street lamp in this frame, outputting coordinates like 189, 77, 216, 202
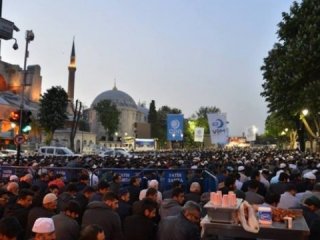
302, 109, 309, 117
16, 30, 34, 164
300, 108, 318, 140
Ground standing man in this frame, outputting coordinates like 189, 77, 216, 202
26, 193, 57, 239
4, 189, 34, 240
0, 217, 22, 240
109, 174, 122, 195
82, 192, 123, 240
123, 198, 158, 240
157, 201, 201, 240
128, 176, 141, 205
159, 188, 185, 218
52, 200, 81, 240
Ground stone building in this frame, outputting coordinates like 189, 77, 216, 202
0, 60, 42, 147
86, 85, 150, 145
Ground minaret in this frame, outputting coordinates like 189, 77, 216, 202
68, 38, 76, 102
113, 78, 117, 90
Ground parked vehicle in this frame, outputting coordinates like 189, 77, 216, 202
38, 146, 80, 157
1, 149, 17, 156
98, 148, 132, 158
98, 148, 115, 157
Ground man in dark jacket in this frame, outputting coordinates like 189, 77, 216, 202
128, 176, 141, 205
57, 183, 77, 212
0, 217, 22, 240
4, 189, 34, 240
89, 181, 109, 202
82, 192, 123, 240
157, 201, 201, 240
109, 174, 122, 195
162, 180, 182, 200
0, 189, 10, 219
123, 198, 157, 240
75, 186, 95, 223
159, 187, 185, 218
52, 200, 81, 240
116, 188, 132, 225
25, 193, 57, 239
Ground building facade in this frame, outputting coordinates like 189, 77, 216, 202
87, 85, 150, 143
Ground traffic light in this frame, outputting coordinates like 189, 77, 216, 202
22, 111, 32, 133
9, 111, 20, 123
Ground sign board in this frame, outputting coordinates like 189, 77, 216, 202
167, 114, 184, 141
163, 171, 186, 189
14, 134, 26, 145
0, 18, 14, 40
245, 126, 257, 142
194, 127, 204, 142
207, 113, 229, 144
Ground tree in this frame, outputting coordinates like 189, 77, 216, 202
264, 112, 297, 149
261, 0, 320, 146
148, 100, 158, 138
94, 100, 120, 139
38, 86, 68, 145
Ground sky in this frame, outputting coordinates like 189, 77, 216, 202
1, 0, 296, 136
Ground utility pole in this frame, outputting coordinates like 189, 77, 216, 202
16, 30, 34, 164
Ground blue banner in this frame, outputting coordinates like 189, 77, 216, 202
167, 114, 184, 141
163, 171, 186, 190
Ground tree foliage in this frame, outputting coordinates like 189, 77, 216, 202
148, 100, 158, 138
38, 86, 68, 144
94, 99, 120, 137
261, 0, 320, 140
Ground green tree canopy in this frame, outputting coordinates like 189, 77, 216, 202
261, 0, 320, 140
94, 99, 120, 137
148, 100, 158, 138
38, 86, 68, 144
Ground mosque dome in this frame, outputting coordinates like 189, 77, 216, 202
91, 86, 137, 109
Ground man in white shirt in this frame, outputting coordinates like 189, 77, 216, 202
277, 184, 299, 209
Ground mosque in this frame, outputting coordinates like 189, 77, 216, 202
0, 40, 150, 151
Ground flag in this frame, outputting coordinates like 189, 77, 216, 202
245, 126, 257, 142
194, 127, 204, 142
167, 114, 184, 141
207, 113, 229, 144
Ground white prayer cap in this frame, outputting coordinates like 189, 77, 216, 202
32, 218, 55, 233
279, 163, 286, 169
9, 175, 19, 181
303, 172, 316, 180
238, 166, 245, 171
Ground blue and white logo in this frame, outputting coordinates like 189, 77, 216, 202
170, 119, 180, 129
212, 119, 224, 128
167, 114, 184, 141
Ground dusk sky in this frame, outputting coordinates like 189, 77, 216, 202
1, 0, 296, 136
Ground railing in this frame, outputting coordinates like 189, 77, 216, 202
0, 166, 217, 192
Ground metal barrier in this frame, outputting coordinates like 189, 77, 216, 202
0, 166, 217, 192
92, 168, 217, 192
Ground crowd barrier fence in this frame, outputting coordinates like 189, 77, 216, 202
0, 166, 217, 192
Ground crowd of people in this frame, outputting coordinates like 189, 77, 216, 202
0, 148, 319, 239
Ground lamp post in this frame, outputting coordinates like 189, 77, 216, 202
300, 109, 318, 139
16, 30, 34, 164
